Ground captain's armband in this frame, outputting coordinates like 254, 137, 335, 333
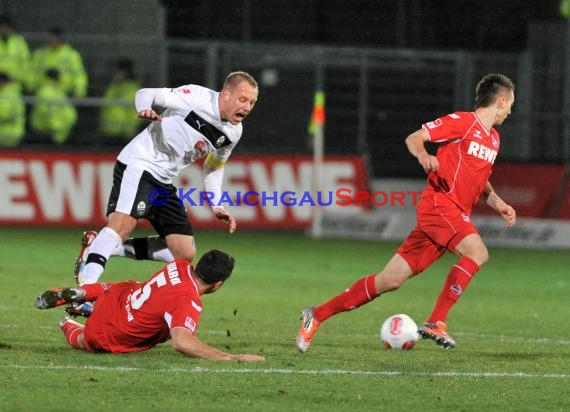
205, 153, 226, 170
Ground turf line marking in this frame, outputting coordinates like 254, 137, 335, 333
4, 364, 567, 379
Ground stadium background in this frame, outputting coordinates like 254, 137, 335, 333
2, 0, 570, 239
1, 3, 570, 411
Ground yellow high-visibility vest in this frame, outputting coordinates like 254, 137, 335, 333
0, 81, 25, 147
30, 43, 88, 97
0, 33, 31, 86
30, 81, 78, 144
100, 79, 142, 138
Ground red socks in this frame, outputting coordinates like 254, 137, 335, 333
60, 320, 84, 349
314, 275, 377, 322
59, 282, 114, 351
310, 257, 479, 326
80, 282, 113, 301
427, 256, 480, 323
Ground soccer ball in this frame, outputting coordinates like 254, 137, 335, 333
380, 314, 419, 350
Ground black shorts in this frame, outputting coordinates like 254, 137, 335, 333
106, 161, 193, 237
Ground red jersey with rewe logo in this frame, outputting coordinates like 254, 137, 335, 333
422, 111, 500, 214
84, 259, 203, 353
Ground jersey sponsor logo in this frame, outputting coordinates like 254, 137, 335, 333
185, 111, 233, 149
182, 88, 191, 94
426, 119, 443, 129
466, 141, 497, 164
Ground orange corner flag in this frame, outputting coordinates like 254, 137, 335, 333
308, 90, 325, 136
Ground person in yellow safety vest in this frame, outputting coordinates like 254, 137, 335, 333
0, 14, 31, 88
29, 27, 88, 97
100, 58, 143, 139
0, 72, 25, 147
30, 69, 78, 144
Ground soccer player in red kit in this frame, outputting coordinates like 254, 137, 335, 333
296, 73, 517, 351
35, 250, 264, 362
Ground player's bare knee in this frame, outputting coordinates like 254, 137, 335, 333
376, 272, 407, 293
475, 244, 489, 265
107, 213, 137, 240
477, 250, 490, 266
466, 249, 489, 266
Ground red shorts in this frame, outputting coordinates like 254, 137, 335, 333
397, 189, 478, 274
83, 281, 143, 353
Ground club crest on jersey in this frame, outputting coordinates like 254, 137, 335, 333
216, 136, 226, 146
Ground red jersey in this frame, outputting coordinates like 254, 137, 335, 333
83, 259, 202, 353
422, 111, 500, 214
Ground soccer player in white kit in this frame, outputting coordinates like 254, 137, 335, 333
75, 71, 258, 289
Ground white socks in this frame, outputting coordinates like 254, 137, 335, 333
152, 247, 174, 262
111, 236, 174, 262
78, 227, 122, 285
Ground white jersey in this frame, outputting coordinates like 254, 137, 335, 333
117, 84, 242, 183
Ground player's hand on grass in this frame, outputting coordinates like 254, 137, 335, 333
213, 207, 237, 234
232, 354, 265, 362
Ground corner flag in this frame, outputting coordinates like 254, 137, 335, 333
308, 90, 325, 136
308, 90, 326, 238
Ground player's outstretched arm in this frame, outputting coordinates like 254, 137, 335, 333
483, 181, 516, 228
203, 155, 237, 233
213, 207, 237, 234
170, 327, 265, 362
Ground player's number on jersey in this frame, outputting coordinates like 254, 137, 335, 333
130, 273, 167, 310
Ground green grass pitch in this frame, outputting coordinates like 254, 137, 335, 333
0, 227, 569, 411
